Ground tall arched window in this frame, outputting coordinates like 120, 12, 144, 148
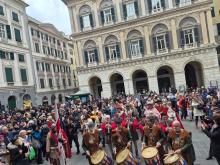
126, 30, 144, 59
83, 40, 99, 66
179, 17, 200, 49
104, 35, 120, 63
151, 24, 170, 54
122, 0, 139, 21
79, 5, 94, 31
147, 0, 166, 14
99, 0, 116, 25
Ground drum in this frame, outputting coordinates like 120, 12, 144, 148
164, 153, 187, 165
116, 148, 137, 165
141, 147, 160, 165
91, 150, 112, 165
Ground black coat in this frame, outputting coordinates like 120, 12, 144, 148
204, 125, 220, 158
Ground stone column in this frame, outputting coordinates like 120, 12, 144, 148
14, 53, 21, 86
101, 82, 112, 98
73, 42, 80, 67
120, 31, 127, 60
143, 26, 151, 56
72, 6, 79, 33
124, 79, 134, 95
68, 7, 75, 33
148, 76, 159, 92
140, 0, 146, 16
77, 41, 84, 66
171, 19, 179, 50
200, 12, 208, 45
168, 0, 173, 9
93, 2, 100, 28
174, 71, 186, 91
98, 37, 104, 64
0, 60, 4, 85
206, 10, 215, 43
114, 0, 122, 22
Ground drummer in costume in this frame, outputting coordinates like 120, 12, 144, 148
82, 119, 112, 165
112, 118, 138, 165
121, 110, 139, 157
142, 115, 166, 165
100, 115, 117, 157
167, 120, 196, 165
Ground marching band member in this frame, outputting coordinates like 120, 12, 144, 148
121, 111, 139, 157
142, 115, 165, 164
167, 120, 196, 165
144, 100, 160, 121
112, 118, 131, 156
100, 115, 117, 157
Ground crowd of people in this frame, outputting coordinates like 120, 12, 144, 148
0, 87, 219, 165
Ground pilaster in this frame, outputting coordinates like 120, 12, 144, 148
200, 11, 208, 44
171, 19, 179, 50
206, 10, 215, 43
143, 26, 151, 56
120, 31, 127, 60
98, 36, 104, 64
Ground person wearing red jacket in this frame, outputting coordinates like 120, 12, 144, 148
121, 111, 139, 157
100, 115, 116, 157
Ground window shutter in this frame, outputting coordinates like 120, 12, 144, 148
0, 50, 5, 59
123, 4, 127, 20
6, 25, 11, 39
10, 52, 14, 60
37, 31, 40, 38
14, 28, 21, 42
36, 62, 39, 71
94, 48, 99, 62
5, 68, 13, 82
161, 0, 165, 9
194, 25, 199, 43
127, 41, 131, 58
80, 16, 84, 30
105, 47, 110, 61
165, 33, 170, 49
0, 6, 4, 16
179, 29, 185, 47
20, 69, 27, 82
42, 63, 45, 71
31, 28, 34, 36
152, 36, 157, 52
111, 7, 116, 22
176, 0, 180, 6
217, 23, 220, 35
148, 0, 152, 13
134, 1, 139, 16
100, 10, 105, 25
89, 13, 94, 27
84, 51, 88, 64
139, 39, 144, 55
48, 47, 50, 55
116, 44, 120, 58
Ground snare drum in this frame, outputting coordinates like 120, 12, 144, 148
91, 150, 112, 165
141, 147, 160, 165
164, 153, 187, 165
116, 148, 137, 165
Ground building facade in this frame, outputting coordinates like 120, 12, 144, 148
211, 0, 220, 68
68, 41, 79, 91
28, 17, 75, 106
0, 0, 35, 110
66, 0, 219, 98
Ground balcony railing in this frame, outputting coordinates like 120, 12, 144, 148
184, 42, 197, 49
108, 58, 120, 63
131, 53, 142, 60
88, 61, 98, 67
157, 48, 168, 55
7, 82, 14, 86
179, 1, 192, 7
152, 7, 164, 14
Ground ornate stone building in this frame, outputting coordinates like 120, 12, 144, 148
28, 17, 75, 105
63, 0, 220, 98
0, 0, 35, 110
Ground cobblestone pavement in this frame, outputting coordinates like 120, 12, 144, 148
39, 120, 218, 165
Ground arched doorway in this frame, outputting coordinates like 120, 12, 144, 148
110, 73, 125, 95
23, 94, 31, 110
132, 70, 149, 94
42, 96, 48, 106
51, 95, 56, 105
58, 94, 63, 103
89, 77, 102, 98
8, 96, 16, 110
185, 61, 204, 89
157, 66, 175, 93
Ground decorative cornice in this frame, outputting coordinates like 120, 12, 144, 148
71, 0, 211, 40
77, 44, 217, 74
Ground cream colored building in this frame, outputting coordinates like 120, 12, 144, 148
68, 41, 79, 91
63, 0, 220, 98
28, 17, 75, 105
212, 0, 220, 65
0, 0, 35, 110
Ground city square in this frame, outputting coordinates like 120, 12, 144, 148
0, 0, 220, 165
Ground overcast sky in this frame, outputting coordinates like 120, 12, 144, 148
24, 0, 71, 35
